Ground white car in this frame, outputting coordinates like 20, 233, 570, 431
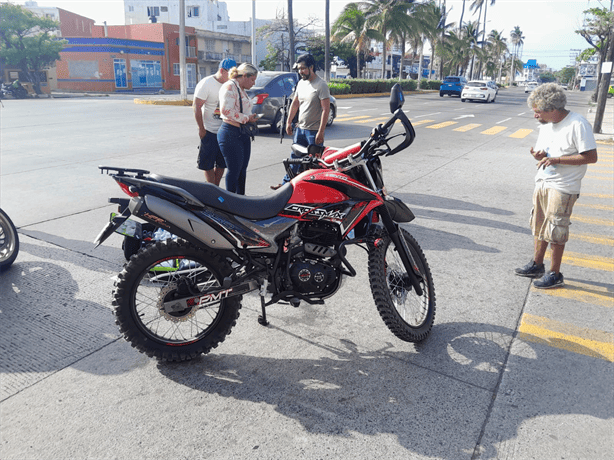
460, 80, 497, 103
525, 82, 539, 93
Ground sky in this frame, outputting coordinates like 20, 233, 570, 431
10, 0, 610, 70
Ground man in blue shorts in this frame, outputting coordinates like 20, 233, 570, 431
193, 58, 236, 185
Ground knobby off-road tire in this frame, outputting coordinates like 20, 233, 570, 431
0, 208, 19, 271
112, 239, 241, 362
368, 228, 435, 342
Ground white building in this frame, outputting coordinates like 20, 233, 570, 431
123, 1, 269, 67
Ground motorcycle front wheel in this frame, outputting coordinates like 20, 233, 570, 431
368, 228, 435, 342
0, 208, 20, 271
113, 239, 241, 362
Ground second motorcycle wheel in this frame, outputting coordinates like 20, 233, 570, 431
112, 239, 242, 362
368, 227, 436, 342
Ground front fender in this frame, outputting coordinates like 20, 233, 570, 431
384, 196, 415, 223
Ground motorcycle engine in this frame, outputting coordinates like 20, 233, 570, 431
289, 259, 338, 295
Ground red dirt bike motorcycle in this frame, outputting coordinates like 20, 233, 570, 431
95, 84, 435, 362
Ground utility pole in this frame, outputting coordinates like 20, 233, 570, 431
179, 0, 187, 101
325, 0, 330, 82
288, 0, 295, 70
251, 0, 256, 66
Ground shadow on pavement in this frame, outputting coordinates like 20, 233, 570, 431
157, 321, 612, 459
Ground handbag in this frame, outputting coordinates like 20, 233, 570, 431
232, 81, 259, 140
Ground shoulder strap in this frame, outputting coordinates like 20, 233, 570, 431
231, 80, 243, 112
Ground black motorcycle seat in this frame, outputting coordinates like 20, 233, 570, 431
147, 174, 294, 220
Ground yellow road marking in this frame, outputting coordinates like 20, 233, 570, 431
481, 126, 507, 135
336, 115, 372, 121
453, 123, 482, 132
545, 249, 614, 271
426, 121, 458, 129
575, 202, 614, 211
509, 128, 533, 138
355, 116, 390, 124
581, 193, 614, 199
519, 314, 614, 362
531, 280, 613, 308
411, 119, 435, 126
572, 214, 614, 226
584, 174, 613, 180
570, 232, 614, 246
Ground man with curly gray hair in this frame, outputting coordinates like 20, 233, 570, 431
515, 83, 598, 288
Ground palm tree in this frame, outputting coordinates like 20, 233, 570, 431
413, 0, 447, 80
361, 0, 415, 79
509, 25, 524, 83
464, 20, 482, 79
332, 3, 384, 78
487, 29, 507, 83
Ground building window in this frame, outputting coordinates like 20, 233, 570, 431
128, 6, 134, 12
173, 63, 180, 76
205, 39, 215, 51
233, 42, 241, 55
161, 6, 168, 12
147, 6, 160, 17
187, 6, 199, 17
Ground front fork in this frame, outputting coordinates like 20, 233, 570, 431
378, 204, 424, 296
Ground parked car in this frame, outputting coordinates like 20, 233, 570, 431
247, 71, 337, 133
461, 80, 498, 103
439, 76, 467, 97
525, 81, 539, 93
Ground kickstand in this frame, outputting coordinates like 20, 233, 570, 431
258, 295, 269, 326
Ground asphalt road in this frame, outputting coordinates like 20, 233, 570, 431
1, 87, 612, 460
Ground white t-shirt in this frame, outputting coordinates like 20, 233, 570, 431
194, 75, 223, 133
534, 111, 597, 194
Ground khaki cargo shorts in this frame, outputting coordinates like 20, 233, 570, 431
530, 182, 578, 244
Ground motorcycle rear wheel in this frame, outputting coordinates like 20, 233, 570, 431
368, 228, 435, 342
112, 239, 241, 362
0, 208, 19, 271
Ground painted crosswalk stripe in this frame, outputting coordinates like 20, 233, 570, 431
355, 116, 390, 124
426, 121, 458, 129
411, 119, 435, 126
570, 232, 614, 246
336, 115, 372, 122
453, 123, 482, 132
481, 126, 507, 135
531, 280, 613, 308
575, 202, 614, 212
572, 214, 614, 226
581, 193, 614, 199
545, 249, 614, 271
509, 128, 533, 138
519, 314, 614, 362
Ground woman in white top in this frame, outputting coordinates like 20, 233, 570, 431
217, 63, 259, 195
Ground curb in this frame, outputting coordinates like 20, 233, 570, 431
134, 98, 192, 106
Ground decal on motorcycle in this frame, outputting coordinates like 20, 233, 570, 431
193, 288, 233, 306
143, 212, 170, 228
199, 209, 270, 249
